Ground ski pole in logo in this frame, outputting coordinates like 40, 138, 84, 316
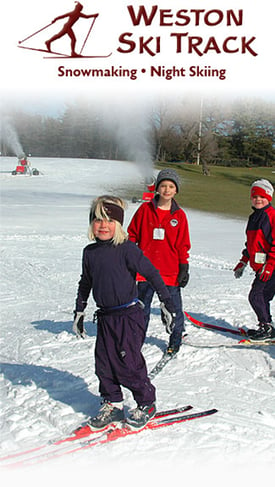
79, 14, 98, 55
18, 22, 53, 45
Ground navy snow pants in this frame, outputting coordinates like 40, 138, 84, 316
249, 270, 275, 324
95, 304, 156, 406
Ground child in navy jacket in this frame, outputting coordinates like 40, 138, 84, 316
74, 195, 176, 429
234, 179, 275, 341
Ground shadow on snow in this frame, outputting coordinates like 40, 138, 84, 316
31, 319, 97, 337
0, 362, 98, 416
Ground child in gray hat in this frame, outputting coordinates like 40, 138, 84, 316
128, 168, 191, 354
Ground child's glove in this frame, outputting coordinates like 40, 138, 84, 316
160, 298, 176, 335
233, 260, 247, 278
259, 262, 273, 282
73, 311, 86, 338
178, 263, 189, 288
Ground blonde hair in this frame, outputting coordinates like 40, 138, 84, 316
88, 195, 128, 245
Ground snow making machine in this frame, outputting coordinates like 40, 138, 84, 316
142, 176, 156, 202
132, 176, 156, 204
11, 155, 39, 176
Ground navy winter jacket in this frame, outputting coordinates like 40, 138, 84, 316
75, 239, 171, 312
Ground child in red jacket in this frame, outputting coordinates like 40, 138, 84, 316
128, 169, 191, 354
234, 179, 275, 341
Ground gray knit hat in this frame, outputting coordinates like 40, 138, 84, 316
156, 168, 180, 193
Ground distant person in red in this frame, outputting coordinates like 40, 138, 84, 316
19, 155, 32, 175
45, 2, 98, 57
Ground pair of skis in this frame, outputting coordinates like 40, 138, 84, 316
148, 309, 274, 381
149, 312, 275, 377
0, 405, 217, 467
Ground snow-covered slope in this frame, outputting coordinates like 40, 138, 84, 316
0, 157, 274, 485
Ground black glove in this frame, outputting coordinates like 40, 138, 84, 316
160, 297, 176, 335
73, 311, 86, 338
178, 263, 189, 288
233, 260, 247, 279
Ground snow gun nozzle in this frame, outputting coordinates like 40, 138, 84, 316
145, 176, 155, 192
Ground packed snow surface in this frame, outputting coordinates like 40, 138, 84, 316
0, 157, 274, 485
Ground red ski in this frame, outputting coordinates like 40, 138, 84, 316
184, 311, 247, 336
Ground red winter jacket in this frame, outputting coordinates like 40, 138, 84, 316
128, 196, 191, 286
241, 203, 275, 273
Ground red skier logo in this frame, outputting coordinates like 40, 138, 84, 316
18, 2, 112, 59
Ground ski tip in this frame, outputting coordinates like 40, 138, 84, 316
209, 408, 218, 414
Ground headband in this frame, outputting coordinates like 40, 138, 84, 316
90, 202, 124, 225
251, 186, 272, 202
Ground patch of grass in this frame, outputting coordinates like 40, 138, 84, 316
157, 164, 275, 218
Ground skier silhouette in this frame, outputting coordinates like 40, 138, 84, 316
45, 2, 98, 57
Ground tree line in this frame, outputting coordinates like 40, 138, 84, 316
1, 96, 274, 169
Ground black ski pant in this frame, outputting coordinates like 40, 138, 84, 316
95, 304, 156, 406
249, 270, 275, 324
